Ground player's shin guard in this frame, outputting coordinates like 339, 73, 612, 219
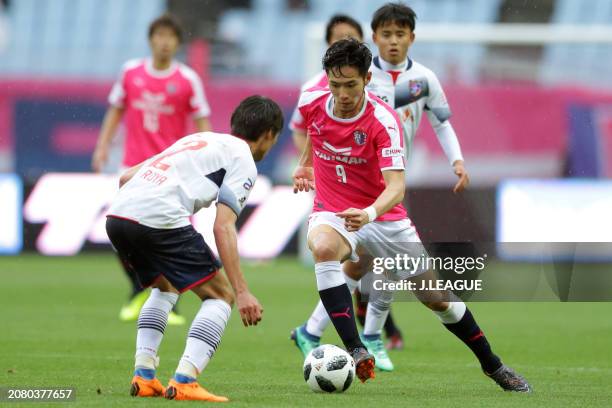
315, 261, 362, 350
135, 289, 178, 374
437, 302, 502, 374
175, 299, 231, 381
306, 274, 359, 337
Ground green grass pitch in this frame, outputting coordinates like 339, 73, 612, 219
2, 254, 611, 407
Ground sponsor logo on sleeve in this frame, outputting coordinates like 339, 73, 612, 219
243, 178, 254, 191
382, 147, 404, 158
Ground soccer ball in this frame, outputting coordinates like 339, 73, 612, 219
303, 344, 355, 393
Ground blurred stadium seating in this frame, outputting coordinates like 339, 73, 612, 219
1, 0, 611, 86
0, 0, 164, 78
541, 0, 612, 88
217, 0, 504, 82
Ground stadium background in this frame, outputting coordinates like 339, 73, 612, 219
1, 1, 611, 407
2, 0, 612, 256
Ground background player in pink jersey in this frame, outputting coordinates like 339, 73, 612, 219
293, 38, 531, 392
91, 14, 212, 324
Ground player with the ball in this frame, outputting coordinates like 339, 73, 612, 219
293, 38, 530, 392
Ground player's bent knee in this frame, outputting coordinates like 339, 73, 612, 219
311, 244, 339, 262
309, 236, 342, 262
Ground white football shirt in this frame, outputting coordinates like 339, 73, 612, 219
107, 132, 257, 229
367, 56, 459, 162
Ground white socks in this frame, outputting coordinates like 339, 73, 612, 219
434, 301, 467, 324
363, 290, 393, 336
176, 299, 231, 377
306, 274, 360, 337
135, 289, 178, 368
314, 261, 344, 290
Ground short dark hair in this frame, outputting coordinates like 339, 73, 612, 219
371, 2, 417, 33
148, 13, 184, 43
323, 38, 372, 78
325, 14, 364, 44
231, 96, 284, 142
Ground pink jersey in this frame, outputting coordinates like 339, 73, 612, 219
290, 70, 329, 132
297, 88, 407, 221
109, 58, 211, 166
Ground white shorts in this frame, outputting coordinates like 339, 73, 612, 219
307, 211, 428, 279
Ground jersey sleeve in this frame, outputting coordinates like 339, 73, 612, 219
424, 72, 452, 125
290, 88, 328, 133
289, 105, 307, 132
289, 89, 313, 132
186, 71, 211, 119
374, 107, 405, 171
217, 151, 257, 216
290, 74, 329, 131
108, 63, 130, 108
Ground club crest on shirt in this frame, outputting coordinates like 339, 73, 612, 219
134, 77, 145, 87
353, 130, 367, 145
166, 82, 177, 94
395, 78, 429, 107
409, 80, 424, 98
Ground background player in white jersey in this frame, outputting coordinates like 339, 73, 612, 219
293, 38, 531, 393
92, 14, 212, 325
367, 2, 468, 192
295, 2, 471, 370
105, 96, 282, 402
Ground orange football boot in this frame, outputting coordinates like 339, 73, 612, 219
164, 379, 229, 402
130, 376, 165, 397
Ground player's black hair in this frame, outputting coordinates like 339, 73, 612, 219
325, 14, 364, 44
231, 96, 284, 142
371, 2, 417, 32
323, 38, 372, 78
148, 13, 184, 43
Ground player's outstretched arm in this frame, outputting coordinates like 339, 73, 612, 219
337, 169, 405, 232
92, 106, 125, 172
293, 134, 315, 193
213, 203, 263, 327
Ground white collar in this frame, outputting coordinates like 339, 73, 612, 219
378, 57, 408, 72
325, 92, 368, 123
144, 58, 178, 78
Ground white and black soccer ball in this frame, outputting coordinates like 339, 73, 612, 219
303, 344, 355, 393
